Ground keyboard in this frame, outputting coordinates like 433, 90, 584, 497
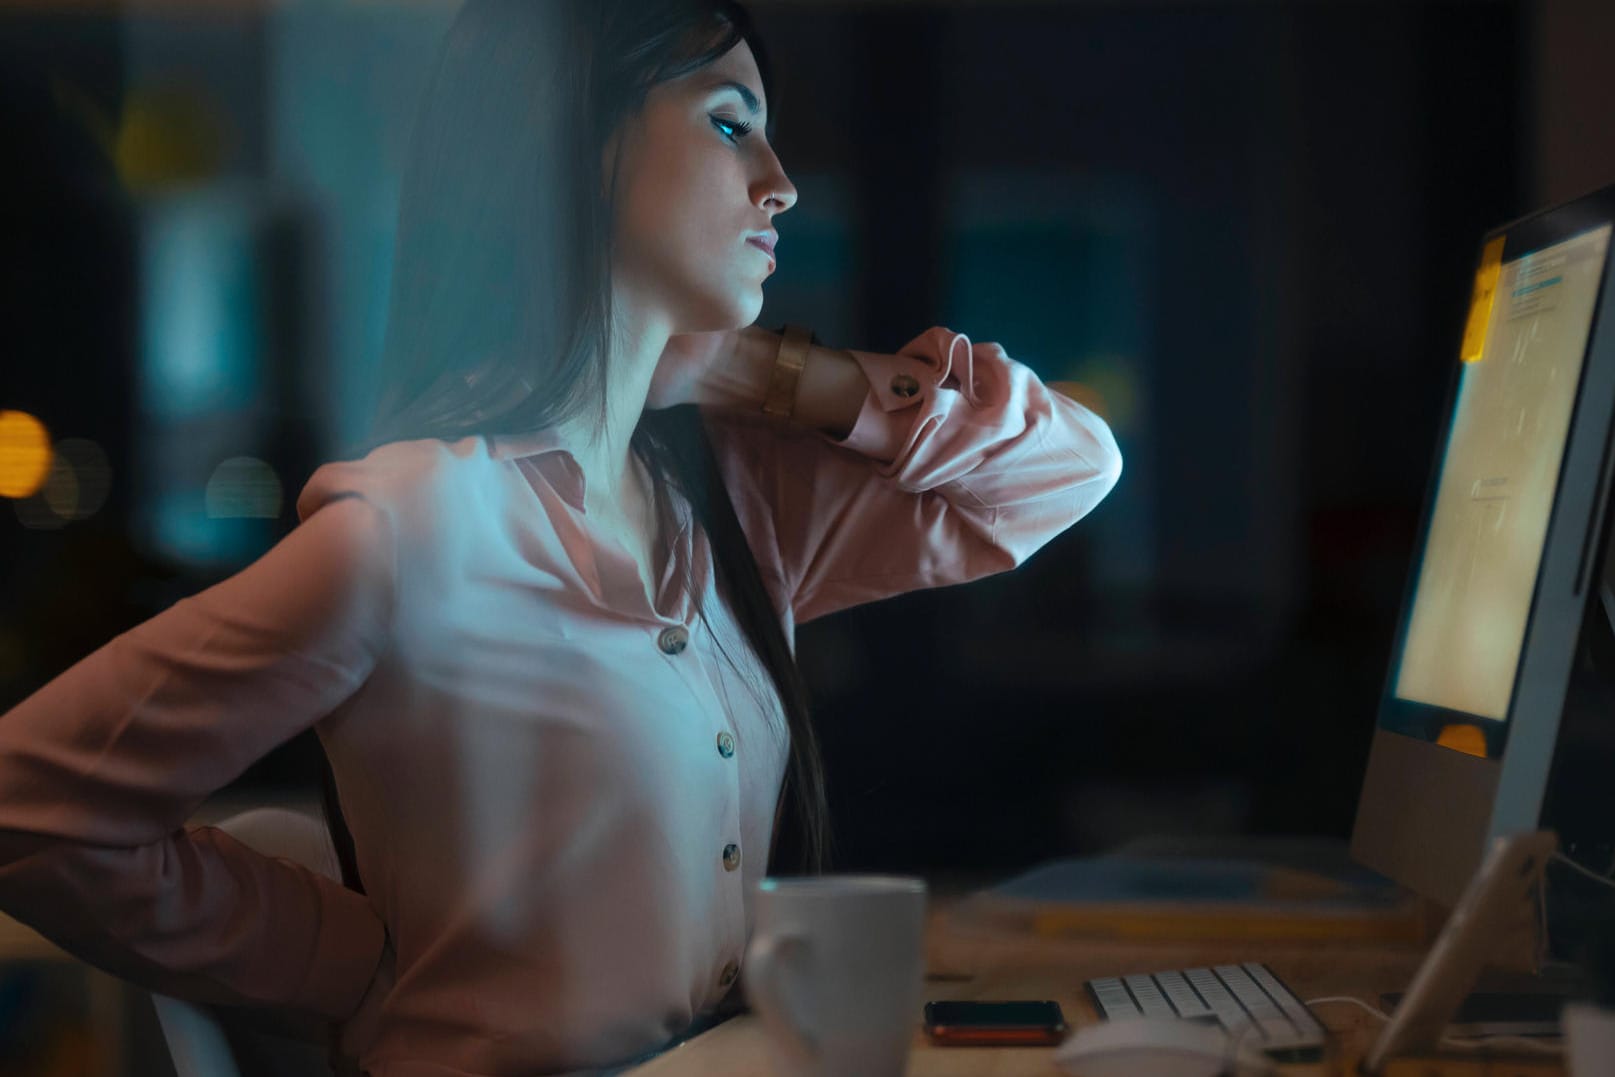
1085, 961, 1328, 1063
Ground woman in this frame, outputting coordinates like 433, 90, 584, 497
0, 1, 1122, 1074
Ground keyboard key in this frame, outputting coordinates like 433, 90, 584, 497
1123, 974, 1177, 1018
1243, 962, 1326, 1035
1214, 965, 1285, 1019
1184, 967, 1257, 1036
1214, 964, 1299, 1041
1083, 962, 1328, 1063
1087, 976, 1143, 1020
1153, 969, 1217, 1021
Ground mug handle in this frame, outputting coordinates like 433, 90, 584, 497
745, 932, 819, 1058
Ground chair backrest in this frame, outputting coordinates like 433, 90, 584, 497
150, 805, 343, 1077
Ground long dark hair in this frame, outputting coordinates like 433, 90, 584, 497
317, 0, 833, 893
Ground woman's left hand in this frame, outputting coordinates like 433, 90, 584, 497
645, 330, 738, 411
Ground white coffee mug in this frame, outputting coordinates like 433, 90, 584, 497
744, 875, 928, 1077
1564, 1000, 1615, 1076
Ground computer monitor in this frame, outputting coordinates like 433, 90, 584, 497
1351, 183, 1615, 929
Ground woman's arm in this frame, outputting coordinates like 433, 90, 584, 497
706, 325, 1109, 439
699, 324, 1123, 627
0, 495, 396, 1022
698, 324, 866, 440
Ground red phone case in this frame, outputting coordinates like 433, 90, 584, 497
925, 1025, 1066, 1046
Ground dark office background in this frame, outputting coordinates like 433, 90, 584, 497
3, 0, 1614, 885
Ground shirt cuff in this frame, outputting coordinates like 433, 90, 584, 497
826, 349, 944, 466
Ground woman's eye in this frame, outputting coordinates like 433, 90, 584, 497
711, 116, 754, 143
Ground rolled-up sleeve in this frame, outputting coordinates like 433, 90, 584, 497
705, 325, 1123, 627
0, 493, 396, 1021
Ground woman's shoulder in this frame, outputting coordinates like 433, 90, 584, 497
295, 435, 496, 524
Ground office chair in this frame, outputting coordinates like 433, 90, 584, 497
149, 805, 346, 1077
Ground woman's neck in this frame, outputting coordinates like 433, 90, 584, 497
562, 292, 674, 514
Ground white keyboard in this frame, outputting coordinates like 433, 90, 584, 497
1085, 961, 1328, 1062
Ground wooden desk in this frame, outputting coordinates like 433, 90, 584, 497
625, 891, 1564, 1077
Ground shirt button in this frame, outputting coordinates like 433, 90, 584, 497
719, 960, 740, 987
716, 732, 735, 758
890, 373, 921, 398
722, 843, 741, 871
657, 625, 689, 655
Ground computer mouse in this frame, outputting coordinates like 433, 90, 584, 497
1051, 1017, 1274, 1077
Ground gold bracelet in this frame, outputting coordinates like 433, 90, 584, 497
762, 324, 813, 420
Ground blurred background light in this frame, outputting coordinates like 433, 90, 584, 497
49, 73, 235, 193
137, 187, 265, 421
39, 454, 79, 522
8, 436, 113, 530
13, 491, 66, 532
204, 456, 282, 519
114, 81, 235, 191
49, 438, 113, 522
0, 411, 53, 501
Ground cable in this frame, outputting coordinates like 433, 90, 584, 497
1305, 994, 1391, 1022
1552, 849, 1615, 889
1537, 848, 1615, 973
1303, 996, 1565, 1058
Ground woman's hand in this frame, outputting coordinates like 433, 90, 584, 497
645, 330, 739, 411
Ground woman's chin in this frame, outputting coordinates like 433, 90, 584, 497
686, 293, 762, 334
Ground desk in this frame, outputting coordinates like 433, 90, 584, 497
625, 889, 1563, 1077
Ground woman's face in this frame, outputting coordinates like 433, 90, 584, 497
607, 39, 796, 333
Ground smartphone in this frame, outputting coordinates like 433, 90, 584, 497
922, 1000, 1067, 1046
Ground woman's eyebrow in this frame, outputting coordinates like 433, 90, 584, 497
700, 77, 764, 122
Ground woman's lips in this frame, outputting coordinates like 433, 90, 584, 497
747, 237, 776, 270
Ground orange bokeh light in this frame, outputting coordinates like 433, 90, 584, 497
0, 411, 53, 499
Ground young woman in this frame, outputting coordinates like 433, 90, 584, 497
0, 1, 1121, 1074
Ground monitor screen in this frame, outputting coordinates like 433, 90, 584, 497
1393, 223, 1612, 722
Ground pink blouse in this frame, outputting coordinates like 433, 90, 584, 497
0, 326, 1121, 1076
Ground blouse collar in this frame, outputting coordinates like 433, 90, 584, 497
485, 429, 588, 512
